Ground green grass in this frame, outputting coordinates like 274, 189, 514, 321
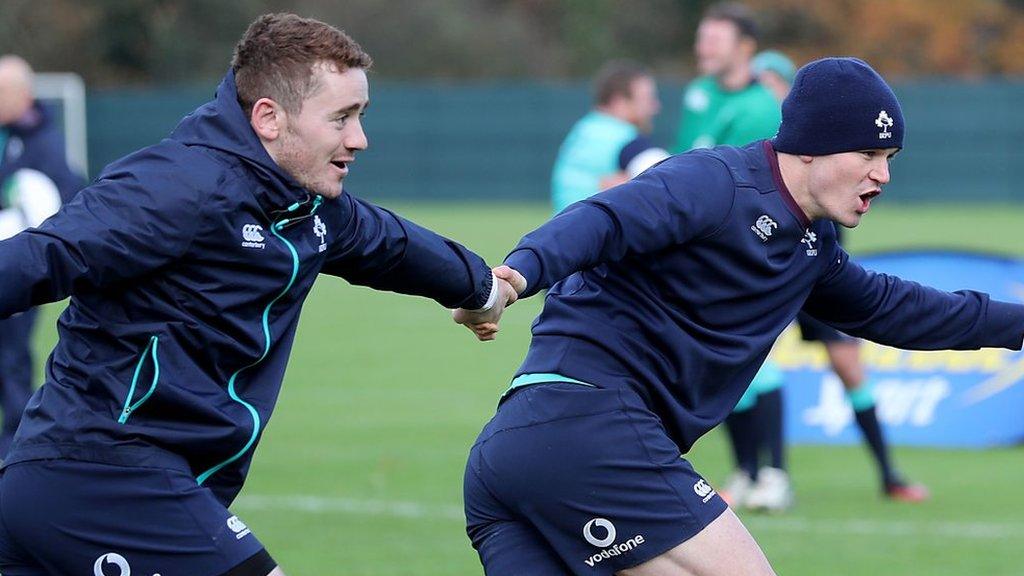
28, 201, 1024, 575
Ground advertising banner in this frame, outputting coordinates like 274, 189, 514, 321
776, 251, 1024, 448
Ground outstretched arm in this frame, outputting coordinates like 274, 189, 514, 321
321, 193, 496, 310
805, 246, 1024, 351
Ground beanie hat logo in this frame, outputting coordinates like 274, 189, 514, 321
875, 110, 894, 140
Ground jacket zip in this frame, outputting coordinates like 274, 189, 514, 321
196, 196, 322, 486
117, 335, 160, 424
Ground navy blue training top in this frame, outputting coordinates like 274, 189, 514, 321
505, 140, 1024, 453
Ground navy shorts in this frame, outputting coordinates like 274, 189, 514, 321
796, 311, 854, 343
464, 383, 728, 575
0, 459, 274, 575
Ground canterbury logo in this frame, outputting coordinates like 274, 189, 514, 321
241, 223, 266, 249
694, 478, 717, 503
227, 515, 252, 539
751, 214, 778, 242
242, 224, 264, 243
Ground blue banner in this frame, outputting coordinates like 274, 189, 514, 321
776, 251, 1024, 448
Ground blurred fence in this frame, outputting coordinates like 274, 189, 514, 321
84, 79, 1024, 202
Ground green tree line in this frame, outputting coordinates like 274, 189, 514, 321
1, 0, 1022, 85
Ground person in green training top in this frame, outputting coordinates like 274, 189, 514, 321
674, 2, 792, 512
551, 60, 667, 214
674, 2, 780, 152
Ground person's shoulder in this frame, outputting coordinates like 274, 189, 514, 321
97, 139, 225, 196
649, 149, 736, 188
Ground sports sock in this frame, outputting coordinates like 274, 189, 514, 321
848, 383, 897, 486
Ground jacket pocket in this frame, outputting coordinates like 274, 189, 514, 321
117, 335, 160, 424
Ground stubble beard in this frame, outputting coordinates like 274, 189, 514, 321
276, 132, 339, 198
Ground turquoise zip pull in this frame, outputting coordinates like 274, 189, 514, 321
118, 335, 161, 424
287, 201, 302, 212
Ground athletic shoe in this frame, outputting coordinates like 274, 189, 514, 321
745, 467, 794, 513
719, 470, 753, 508
885, 480, 930, 502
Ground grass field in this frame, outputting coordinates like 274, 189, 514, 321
29, 201, 1024, 575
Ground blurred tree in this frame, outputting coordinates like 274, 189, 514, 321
0, 0, 1022, 84
747, 0, 1024, 76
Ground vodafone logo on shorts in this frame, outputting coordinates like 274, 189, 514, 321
581, 517, 646, 568
583, 517, 616, 547
93, 552, 131, 576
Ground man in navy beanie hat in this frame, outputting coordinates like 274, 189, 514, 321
454, 57, 1024, 576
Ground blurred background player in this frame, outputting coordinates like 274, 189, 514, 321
752, 50, 930, 503
672, 2, 792, 511
751, 50, 796, 102
550, 59, 668, 214
0, 54, 84, 458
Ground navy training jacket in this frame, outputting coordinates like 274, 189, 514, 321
505, 140, 1024, 453
0, 71, 493, 505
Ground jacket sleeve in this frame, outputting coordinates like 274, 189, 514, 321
0, 147, 205, 318
505, 153, 736, 297
320, 193, 493, 310
803, 244, 1024, 351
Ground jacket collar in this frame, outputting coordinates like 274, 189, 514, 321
170, 70, 319, 217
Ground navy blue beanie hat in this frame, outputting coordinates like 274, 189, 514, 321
772, 57, 904, 155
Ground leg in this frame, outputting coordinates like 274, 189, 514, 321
724, 401, 759, 479
617, 509, 775, 576
749, 363, 786, 472
826, 341, 928, 501
744, 364, 792, 512
754, 387, 785, 471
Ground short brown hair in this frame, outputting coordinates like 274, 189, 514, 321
703, 2, 760, 43
231, 13, 373, 116
593, 60, 651, 106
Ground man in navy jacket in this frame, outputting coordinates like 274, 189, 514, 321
0, 55, 85, 458
457, 58, 1024, 576
0, 14, 516, 576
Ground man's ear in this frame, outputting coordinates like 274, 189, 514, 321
251, 98, 284, 141
798, 154, 814, 164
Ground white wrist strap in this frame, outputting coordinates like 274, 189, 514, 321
475, 271, 500, 312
